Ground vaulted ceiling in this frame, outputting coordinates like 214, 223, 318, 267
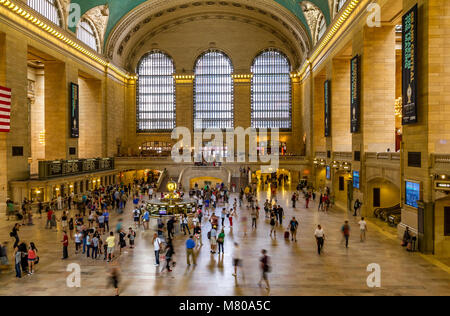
70, 0, 332, 44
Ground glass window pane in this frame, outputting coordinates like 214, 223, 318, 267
27, 0, 62, 26
76, 20, 98, 52
137, 51, 176, 132
194, 51, 234, 130
251, 50, 292, 130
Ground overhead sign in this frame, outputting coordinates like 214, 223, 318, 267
350, 55, 360, 133
402, 4, 418, 125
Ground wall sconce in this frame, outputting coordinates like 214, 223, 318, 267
331, 161, 339, 169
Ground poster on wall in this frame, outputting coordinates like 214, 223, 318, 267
70, 82, 79, 138
324, 80, 331, 137
350, 55, 360, 133
353, 170, 360, 189
405, 181, 420, 208
402, 4, 418, 125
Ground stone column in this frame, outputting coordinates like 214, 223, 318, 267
233, 75, 251, 158
174, 74, 194, 151
45, 61, 67, 160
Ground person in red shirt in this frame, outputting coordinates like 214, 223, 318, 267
61, 231, 69, 259
46, 209, 53, 229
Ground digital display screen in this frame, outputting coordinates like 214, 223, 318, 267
353, 171, 360, 189
159, 208, 167, 215
405, 181, 420, 208
326, 166, 331, 180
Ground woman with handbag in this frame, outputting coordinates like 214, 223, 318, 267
27, 242, 38, 275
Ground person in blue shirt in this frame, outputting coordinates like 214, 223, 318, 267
186, 236, 196, 265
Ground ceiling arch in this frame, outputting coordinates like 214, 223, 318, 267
70, 0, 331, 43
101, 0, 314, 71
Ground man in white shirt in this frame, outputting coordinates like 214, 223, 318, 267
358, 217, 368, 242
314, 225, 325, 255
152, 233, 161, 266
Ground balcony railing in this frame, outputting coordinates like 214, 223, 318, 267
366, 152, 400, 161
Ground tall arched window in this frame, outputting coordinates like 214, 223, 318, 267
27, 0, 62, 26
338, 0, 347, 12
317, 16, 327, 41
137, 51, 176, 132
251, 50, 291, 130
77, 19, 99, 52
194, 50, 234, 130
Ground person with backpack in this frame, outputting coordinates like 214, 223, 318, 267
288, 217, 299, 242
258, 249, 271, 291
341, 221, 351, 248
127, 227, 136, 249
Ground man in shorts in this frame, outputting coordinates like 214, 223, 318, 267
288, 217, 299, 242
358, 217, 368, 242
106, 232, 115, 262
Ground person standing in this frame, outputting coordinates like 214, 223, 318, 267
27, 243, 37, 275
258, 249, 270, 291
288, 217, 299, 242
209, 226, 217, 254
217, 229, 225, 254
315, 225, 325, 255
92, 234, 99, 259
186, 235, 196, 265
341, 221, 350, 248
103, 209, 110, 232
106, 232, 115, 262
353, 199, 362, 217
359, 217, 368, 242
61, 231, 69, 260
167, 216, 175, 239
152, 233, 161, 266
181, 215, 191, 235
278, 205, 284, 226
14, 246, 21, 278
291, 193, 297, 208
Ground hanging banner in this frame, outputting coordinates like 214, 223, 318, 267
350, 55, 360, 133
324, 80, 331, 137
70, 82, 79, 138
402, 4, 418, 125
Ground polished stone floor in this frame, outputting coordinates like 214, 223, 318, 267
0, 187, 449, 296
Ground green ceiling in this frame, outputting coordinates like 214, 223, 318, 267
70, 0, 331, 43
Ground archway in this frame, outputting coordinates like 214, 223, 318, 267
366, 177, 400, 217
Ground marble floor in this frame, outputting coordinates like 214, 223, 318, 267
0, 187, 449, 296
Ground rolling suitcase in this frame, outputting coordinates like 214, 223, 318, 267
284, 231, 290, 239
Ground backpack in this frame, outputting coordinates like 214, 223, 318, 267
207, 231, 211, 239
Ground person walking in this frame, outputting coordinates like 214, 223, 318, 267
269, 213, 276, 238
251, 207, 258, 230
341, 221, 350, 248
358, 217, 368, 242
258, 249, 271, 291
162, 238, 175, 272
315, 225, 325, 255
186, 235, 196, 265
11, 223, 20, 249
288, 217, 299, 242
152, 233, 162, 266
232, 242, 244, 281
61, 231, 69, 260
181, 215, 191, 235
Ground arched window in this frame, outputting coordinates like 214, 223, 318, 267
194, 50, 234, 130
317, 16, 327, 41
338, 0, 347, 12
27, 0, 62, 26
77, 19, 99, 52
251, 50, 291, 130
137, 51, 176, 132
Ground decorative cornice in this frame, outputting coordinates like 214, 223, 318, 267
0, 0, 135, 82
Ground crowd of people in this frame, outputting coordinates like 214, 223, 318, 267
1, 172, 377, 295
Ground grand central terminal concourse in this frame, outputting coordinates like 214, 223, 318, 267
0, 0, 449, 299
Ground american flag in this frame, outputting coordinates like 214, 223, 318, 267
0, 86, 11, 133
